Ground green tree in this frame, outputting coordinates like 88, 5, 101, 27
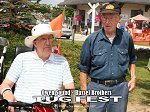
51, 6, 74, 19
29, 3, 51, 13
64, 7, 74, 18
36, 0, 41, 4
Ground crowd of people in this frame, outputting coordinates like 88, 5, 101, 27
79, 14, 150, 37
80, 20, 89, 36
124, 19, 150, 32
142, 20, 150, 30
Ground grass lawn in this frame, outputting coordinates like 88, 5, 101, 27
127, 59, 150, 105
0, 31, 150, 107
61, 40, 150, 106
134, 41, 150, 46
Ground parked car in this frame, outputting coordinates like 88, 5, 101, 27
39, 19, 50, 24
62, 25, 72, 39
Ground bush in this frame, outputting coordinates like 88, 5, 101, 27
135, 49, 150, 59
61, 41, 83, 89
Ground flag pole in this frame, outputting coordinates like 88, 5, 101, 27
57, 6, 65, 55
50, 13, 64, 55
57, 8, 65, 55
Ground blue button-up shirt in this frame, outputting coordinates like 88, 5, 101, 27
79, 28, 137, 80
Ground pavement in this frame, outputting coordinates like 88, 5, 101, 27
73, 34, 88, 41
73, 34, 150, 50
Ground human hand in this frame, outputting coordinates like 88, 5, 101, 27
128, 78, 136, 92
3, 92, 16, 112
80, 99, 89, 109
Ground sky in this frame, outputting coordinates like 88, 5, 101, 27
40, 0, 64, 6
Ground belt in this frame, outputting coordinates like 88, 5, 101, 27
91, 77, 126, 87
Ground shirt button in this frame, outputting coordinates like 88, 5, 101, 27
99, 53, 102, 55
111, 54, 113, 56
112, 73, 114, 75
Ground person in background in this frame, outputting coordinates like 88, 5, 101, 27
117, 21, 121, 29
79, 2, 136, 112
142, 20, 149, 30
148, 22, 150, 29
136, 21, 142, 29
83, 25, 88, 36
0, 24, 74, 112
131, 19, 137, 38
80, 20, 85, 34
87, 19, 92, 34
132, 19, 137, 29
125, 20, 129, 32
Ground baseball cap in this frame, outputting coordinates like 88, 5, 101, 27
100, 2, 121, 14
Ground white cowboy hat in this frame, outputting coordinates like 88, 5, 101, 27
25, 24, 61, 48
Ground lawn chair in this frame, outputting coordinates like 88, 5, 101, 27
3, 45, 32, 77
0, 37, 9, 84
3, 45, 32, 93
14, 45, 33, 57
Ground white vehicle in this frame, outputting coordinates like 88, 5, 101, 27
62, 24, 72, 39
36, 21, 72, 39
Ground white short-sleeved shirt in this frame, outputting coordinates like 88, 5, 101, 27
6, 51, 73, 103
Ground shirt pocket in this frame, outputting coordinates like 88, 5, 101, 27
117, 48, 129, 65
93, 49, 107, 67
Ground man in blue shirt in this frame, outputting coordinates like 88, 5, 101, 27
79, 2, 137, 112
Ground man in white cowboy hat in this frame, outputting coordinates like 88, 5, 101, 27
0, 24, 74, 112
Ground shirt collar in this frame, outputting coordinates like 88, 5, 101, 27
98, 28, 121, 41
32, 51, 55, 62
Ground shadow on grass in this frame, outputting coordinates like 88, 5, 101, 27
142, 93, 150, 105
136, 59, 149, 67
137, 79, 150, 105
137, 79, 150, 90
135, 50, 150, 59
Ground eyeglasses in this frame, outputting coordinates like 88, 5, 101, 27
101, 14, 119, 21
35, 37, 54, 43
